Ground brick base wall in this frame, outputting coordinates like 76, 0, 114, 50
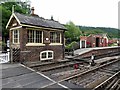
20, 45, 64, 62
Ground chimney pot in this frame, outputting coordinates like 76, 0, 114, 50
51, 16, 54, 20
31, 7, 34, 15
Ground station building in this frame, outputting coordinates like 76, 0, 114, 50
80, 34, 108, 48
6, 7, 66, 62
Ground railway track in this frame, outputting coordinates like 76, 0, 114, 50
30, 55, 120, 82
29, 52, 120, 89
61, 58, 120, 89
94, 71, 120, 90
31, 59, 90, 81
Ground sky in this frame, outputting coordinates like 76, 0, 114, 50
30, 0, 120, 28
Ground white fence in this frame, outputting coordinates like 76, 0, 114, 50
0, 49, 10, 64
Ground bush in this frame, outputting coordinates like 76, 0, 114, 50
65, 41, 79, 50
2, 41, 7, 51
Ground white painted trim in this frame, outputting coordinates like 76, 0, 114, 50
12, 30, 14, 44
105, 37, 108, 43
27, 29, 43, 44
80, 40, 86, 48
6, 13, 21, 29
26, 43, 45, 46
49, 43, 63, 45
22, 24, 64, 31
13, 13, 21, 25
85, 40, 86, 48
60, 33, 62, 44
57, 83, 70, 89
10, 26, 22, 30
80, 40, 82, 48
50, 31, 62, 44
42, 31, 44, 44
18, 30, 20, 44
6, 13, 14, 29
13, 30, 20, 44
26, 28, 43, 30
40, 50, 54, 61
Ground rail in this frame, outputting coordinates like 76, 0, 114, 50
57, 58, 120, 83
93, 71, 120, 90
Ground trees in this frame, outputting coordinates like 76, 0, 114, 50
65, 21, 82, 43
0, 1, 31, 50
82, 29, 105, 36
1, 1, 31, 37
65, 21, 82, 51
79, 26, 119, 38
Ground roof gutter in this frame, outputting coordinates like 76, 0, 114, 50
21, 23, 67, 31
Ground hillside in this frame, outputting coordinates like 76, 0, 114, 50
78, 26, 120, 38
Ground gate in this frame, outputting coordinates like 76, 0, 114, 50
0, 49, 10, 63
12, 48, 20, 62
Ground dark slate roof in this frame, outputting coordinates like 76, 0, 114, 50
14, 12, 66, 30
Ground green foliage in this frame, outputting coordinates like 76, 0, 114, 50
65, 21, 82, 42
0, 5, 11, 36
82, 29, 104, 36
79, 26, 119, 38
109, 43, 118, 46
0, 1, 31, 42
65, 41, 79, 49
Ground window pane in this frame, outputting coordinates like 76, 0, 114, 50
48, 52, 52, 58
42, 52, 46, 58
36, 31, 42, 43
50, 32, 54, 43
27, 30, 34, 43
27, 30, 42, 43
13, 30, 19, 43
56, 33, 60, 43
50, 32, 60, 43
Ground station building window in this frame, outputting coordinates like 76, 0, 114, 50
27, 30, 43, 43
40, 50, 53, 60
50, 32, 61, 43
13, 30, 19, 44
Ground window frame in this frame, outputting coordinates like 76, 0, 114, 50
40, 50, 54, 61
27, 30, 43, 44
13, 29, 19, 44
50, 31, 61, 44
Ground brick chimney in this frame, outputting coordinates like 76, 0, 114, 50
51, 16, 54, 20
30, 7, 39, 17
31, 7, 35, 15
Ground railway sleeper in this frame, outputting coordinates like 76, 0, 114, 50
40, 62, 83, 72
100, 69, 116, 74
109, 79, 120, 90
104, 77, 118, 90
29, 59, 71, 68
116, 82, 120, 90
98, 59, 116, 66
85, 75, 109, 89
33, 61, 73, 70
57, 59, 120, 87
68, 71, 104, 87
